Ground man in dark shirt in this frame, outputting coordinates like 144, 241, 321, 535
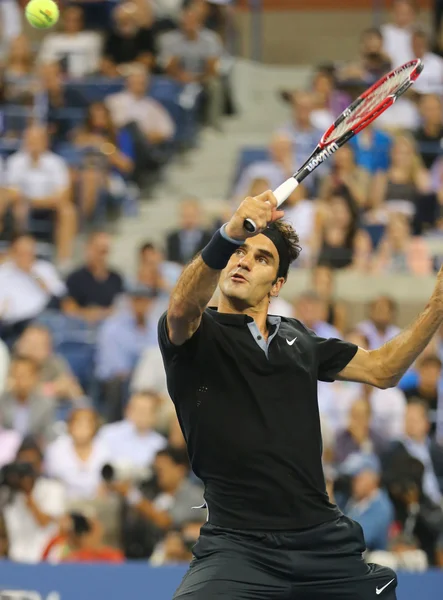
62, 231, 123, 323
414, 94, 443, 169
158, 189, 443, 599
101, 2, 156, 77
166, 198, 212, 265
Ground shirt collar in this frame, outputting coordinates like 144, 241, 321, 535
207, 308, 282, 328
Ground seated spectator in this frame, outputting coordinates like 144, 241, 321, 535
45, 407, 110, 500
367, 534, 428, 573
293, 290, 340, 339
319, 146, 370, 208
95, 285, 159, 422
315, 194, 372, 271
357, 296, 401, 350
15, 324, 84, 406
403, 356, 441, 437
338, 28, 391, 85
383, 400, 443, 505
98, 391, 167, 472
166, 198, 212, 265
72, 102, 135, 222
310, 67, 350, 130
334, 398, 387, 464
38, 5, 102, 78
151, 0, 183, 31
61, 513, 124, 563
370, 134, 429, 220
280, 184, 316, 266
311, 265, 347, 334
2, 437, 66, 563
160, 4, 224, 128
150, 519, 204, 565
101, 2, 156, 77
0, 356, 55, 444
412, 30, 443, 95
0, 234, 67, 346
233, 133, 294, 201
414, 94, 443, 169
348, 124, 392, 175
0, 414, 21, 468
136, 241, 182, 296
343, 454, 394, 551
3, 34, 36, 106
381, 0, 416, 68
62, 231, 124, 323
0, 0, 22, 59
5, 125, 77, 261
372, 213, 433, 275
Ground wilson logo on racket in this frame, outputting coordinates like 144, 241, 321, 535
306, 142, 339, 172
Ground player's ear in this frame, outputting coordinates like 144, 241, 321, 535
270, 277, 285, 297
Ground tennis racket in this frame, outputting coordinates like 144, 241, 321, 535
244, 58, 424, 233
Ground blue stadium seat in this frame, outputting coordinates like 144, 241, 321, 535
64, 78, 125, 104
231, 147, 270, 191
2, 106, 36, 134
56, 338, 96, 393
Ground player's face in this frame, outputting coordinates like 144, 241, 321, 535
219, 235, 284, 308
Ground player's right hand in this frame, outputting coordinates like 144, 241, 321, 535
225, 191, 285, 240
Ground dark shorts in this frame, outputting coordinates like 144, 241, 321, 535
173, 516, 397, 600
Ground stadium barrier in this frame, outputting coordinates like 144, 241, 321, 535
0, 563, 442, 600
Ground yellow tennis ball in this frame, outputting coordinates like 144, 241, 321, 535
25, 0, 59, 29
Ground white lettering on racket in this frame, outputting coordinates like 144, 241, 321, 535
306, 142, 339, 172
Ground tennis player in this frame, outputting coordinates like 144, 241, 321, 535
158, 190, 443, 599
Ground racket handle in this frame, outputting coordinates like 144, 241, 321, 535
243, 178, 299, 233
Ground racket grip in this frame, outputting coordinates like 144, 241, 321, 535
243, 178, 299, 233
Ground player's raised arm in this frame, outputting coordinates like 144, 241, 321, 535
337, 266, 443, 388
166, 191, 284, 346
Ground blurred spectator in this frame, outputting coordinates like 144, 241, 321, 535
334, 398, 386, 464
166, 198, 212, 265
233, 133, 294, 201
310, 67, 350, 130
367, 534, 429, 572
5, 126, 76, 262
403, 356, 441, 437
343, 454, 394, 551
293, 290, 340, 339
131, 345, 169, 400
160, 4, 224, 128
348, 125, 392, 175
72, 102, 135, 222
281, 184, 316, 265
151, 0, 184, 30
0, 356, 55, 443
0, 234, 66, 346
150, 519, 204, 565
338, 28, 391, 85
38, 5, 102, 78
0, 0, 22, 59
0, 414, 21, 468
381, 0, 416, 68
15, 324, 84, 405
45, 407, 110, 500
3, 34, 36, 106
357, 296, 401, 350
2, 437, 66, 563
311, 265, 347, 334
61, 512, 124, 563
315, 194, 372, 271
98, 391, 167, 472
319, 146, 370, 208
136, 241, 182, 296
412, 30, 443, 95
371, 134, 429, 220
168, 414, 186, 449
414, 94, 443, 169
383, 400, 443, 505
62, 231, 124, 323
95, 285, 159, 422
101, 2, 156, 78
372, 213, 433, 275
0, 337, 10, 395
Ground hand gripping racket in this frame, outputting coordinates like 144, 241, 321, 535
244, 59, 424, 233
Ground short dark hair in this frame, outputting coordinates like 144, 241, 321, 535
156, 446, 190, 469
272, 220, 301, 279
370, 295, 397, 314
139, 241, 156, 256
16, 436, 43, 461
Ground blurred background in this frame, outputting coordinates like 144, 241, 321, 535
0, 0, 443, 598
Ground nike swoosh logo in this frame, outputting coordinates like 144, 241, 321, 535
286, 338, 297, 346
376, 579, 395, 595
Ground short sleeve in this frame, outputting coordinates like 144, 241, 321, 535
157, 310, 203, 359
314, 335, 358, 383
65, 271, 84, 303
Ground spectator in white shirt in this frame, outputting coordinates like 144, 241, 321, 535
0, 0, 22, 60
45, 407, 111, 500
3, 438, 66, 563
357, 296, 401, 350
98, 391, 167, 475
412, 29, 443, 94
38, 5, 102, 77
381, 0, 416, 68
0, 234, 66, 345
106, 66, 175, 145
5, 125, 77, 261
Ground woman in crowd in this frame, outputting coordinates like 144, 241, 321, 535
315, 193, 372, 271
2, 34, 35, 105
319, 145, 370, 208
72, 102, 136, 222
311, 265, 348, 334
45, 407, 111, 500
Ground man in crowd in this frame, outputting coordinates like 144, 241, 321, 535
166, 198, 212, 265
357, 296, 401, 350
414, 94, 443, 168
62, 231, 124, 323
403, 355, 441, 436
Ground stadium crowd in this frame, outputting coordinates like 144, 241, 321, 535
0, 0, 442, 574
